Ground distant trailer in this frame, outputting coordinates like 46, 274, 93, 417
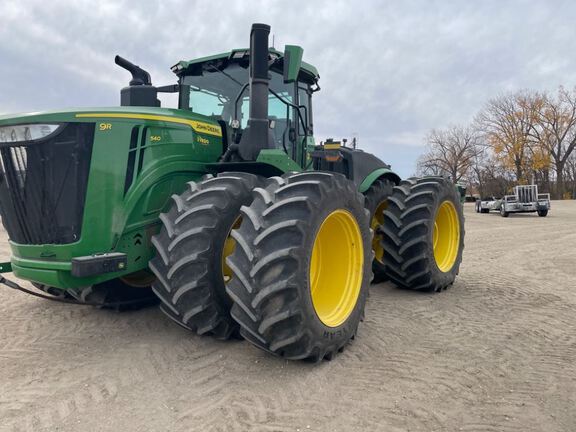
496, 185, 550, 217
475, 196, 497, 213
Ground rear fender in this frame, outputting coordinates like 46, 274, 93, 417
358, 168, 401, 193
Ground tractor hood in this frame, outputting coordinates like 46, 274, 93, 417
0, 107, 220, 132
0, 107, 223, 144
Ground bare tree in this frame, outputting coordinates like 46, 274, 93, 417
530, 87, 576, 198
477, 91, 545, 183
468, 137, 491, 197
566, 151, 576, 199
417, 125, 481, 183
419, 87, 576, 200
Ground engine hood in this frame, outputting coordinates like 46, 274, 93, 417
0, 106, 221, 133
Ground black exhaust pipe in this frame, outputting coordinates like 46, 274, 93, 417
237, 23, 275, 161
115, 55, 152, 86
115, 55, 159, 107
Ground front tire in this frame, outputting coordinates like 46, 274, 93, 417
381, 177, 465, 292
537, 209, 548, 217
226, 172, 372, 361
149, 172, 264, 340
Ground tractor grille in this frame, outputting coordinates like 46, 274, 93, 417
0, 123, 95, 244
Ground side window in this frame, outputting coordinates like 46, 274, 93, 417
268, 93, 293, 152
240, 93, 294, 151
298, 85, 311, 135
239, 71, 297, 152
239, 94, 293, 127
240, 97, 249, 128
268, 94, 291, 119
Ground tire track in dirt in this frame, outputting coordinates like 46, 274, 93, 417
0, 202, 575, 432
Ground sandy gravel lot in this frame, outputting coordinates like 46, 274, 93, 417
1, 201, 575, 432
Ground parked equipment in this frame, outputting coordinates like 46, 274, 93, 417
0, 24, 465, 361
475, 196, 497, 213
485, 185, 550, 217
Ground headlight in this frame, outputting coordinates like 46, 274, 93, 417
0, 124, 61, 143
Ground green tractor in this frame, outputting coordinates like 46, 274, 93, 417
0, 24, 464, 361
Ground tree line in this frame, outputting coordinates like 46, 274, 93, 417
417, 87, 576, 199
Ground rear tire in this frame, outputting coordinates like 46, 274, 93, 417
500, 205, 509, 217
363, 177, 394, 283
149, 172, 264, 340
381, 177, 465, 292
226, 172, 372, 361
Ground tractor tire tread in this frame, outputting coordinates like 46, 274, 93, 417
363, 177, 395, 283
226, 171, 372, 361
150, 172, 264, 340
382, 177, 465, 292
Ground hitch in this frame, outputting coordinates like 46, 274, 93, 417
0, 272, 152, 308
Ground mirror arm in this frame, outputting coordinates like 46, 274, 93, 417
156, 84, 180, 93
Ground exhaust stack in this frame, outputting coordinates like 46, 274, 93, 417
115, 55, 160, 107
237, 23, 276, 161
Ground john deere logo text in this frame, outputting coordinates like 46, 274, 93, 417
192, 121, 221, 136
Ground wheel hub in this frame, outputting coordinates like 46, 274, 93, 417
433, 201, 460, 272
309, 209, 363, 327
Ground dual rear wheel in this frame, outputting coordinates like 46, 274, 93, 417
150, 171, 372, 360
382, 177, 465, 291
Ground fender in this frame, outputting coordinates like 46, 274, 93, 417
359, 168, 401, 193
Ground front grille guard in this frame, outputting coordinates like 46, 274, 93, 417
0, 123, 95, 245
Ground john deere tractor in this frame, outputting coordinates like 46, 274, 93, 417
0, 24, 464, 361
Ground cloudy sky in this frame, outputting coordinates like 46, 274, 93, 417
1, 0, 575, 177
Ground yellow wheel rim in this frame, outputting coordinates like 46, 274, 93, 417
222, 217, 242, 283
433, 201, 460, 272
371, 201, 387, 264
309, 210, 364, 327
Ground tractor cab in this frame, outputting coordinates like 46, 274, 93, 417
171, 47, 318, 167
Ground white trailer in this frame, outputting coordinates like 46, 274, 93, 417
497, 185, 550, 217
475, 196, 497, 213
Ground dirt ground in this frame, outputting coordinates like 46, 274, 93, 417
0, 201, 575, 432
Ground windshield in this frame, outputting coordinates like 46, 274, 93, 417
181, 63, 247, 122
180, 62, 299, 152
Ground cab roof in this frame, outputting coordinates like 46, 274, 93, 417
171, 47, 319, 83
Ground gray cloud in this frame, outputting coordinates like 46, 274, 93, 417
1, 0, 575, 177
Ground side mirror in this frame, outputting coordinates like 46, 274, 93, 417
283, 45, 303, 83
